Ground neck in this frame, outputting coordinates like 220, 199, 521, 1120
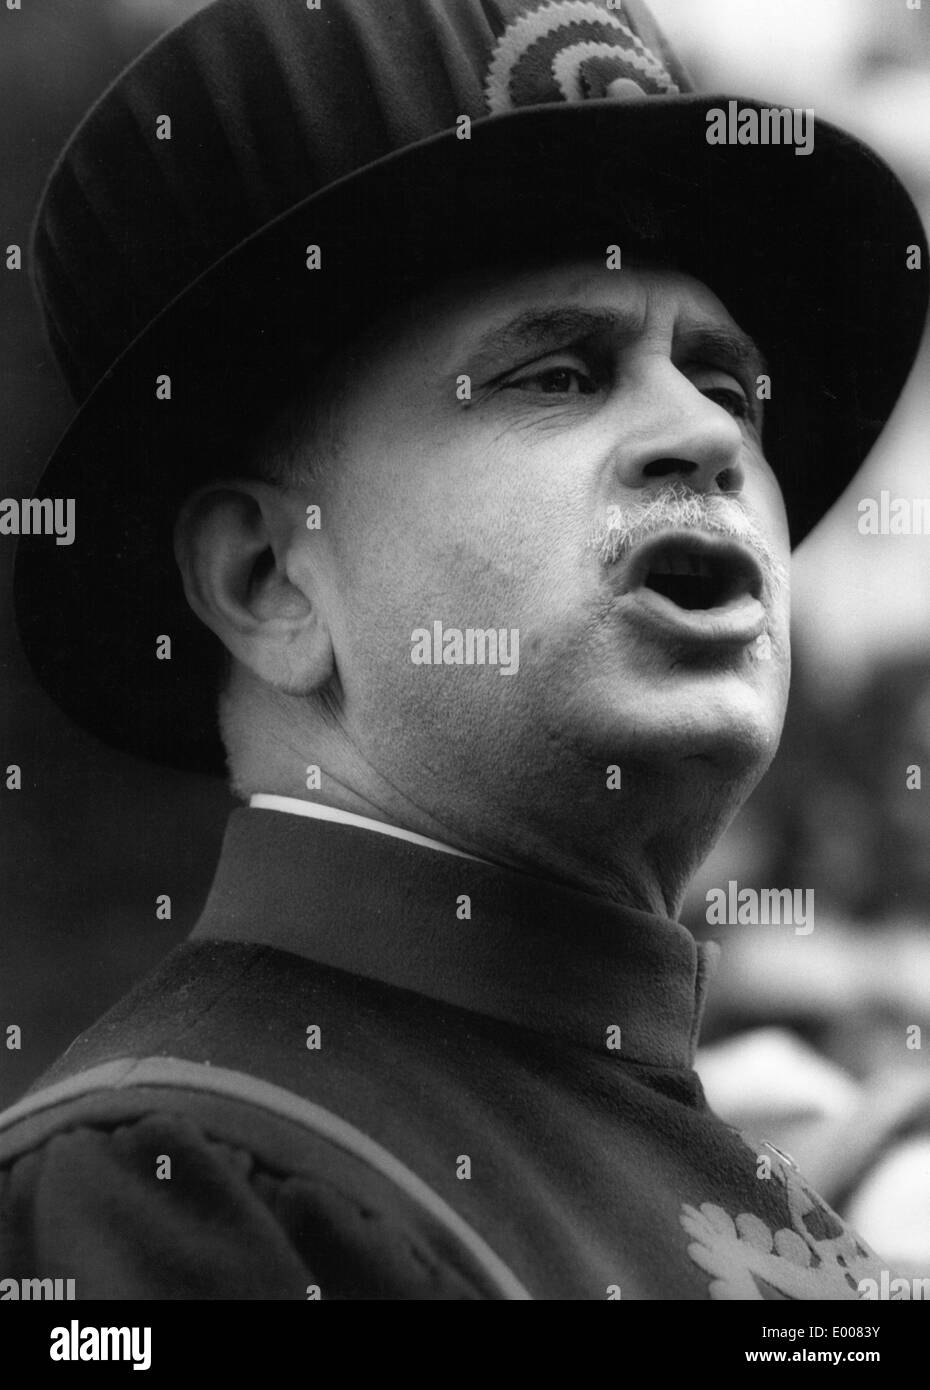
225, 675, 759, 918
243, 758, 746, 920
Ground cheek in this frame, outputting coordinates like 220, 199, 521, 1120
342, 425, 573, 600
322, 454, 513, 683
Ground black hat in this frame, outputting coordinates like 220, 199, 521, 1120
14, 0, 928, 774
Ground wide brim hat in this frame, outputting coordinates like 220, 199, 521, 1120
14, 0, 929, 774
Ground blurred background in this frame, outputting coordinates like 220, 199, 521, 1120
1, 0, 929, 1269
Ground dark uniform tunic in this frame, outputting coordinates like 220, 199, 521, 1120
0, 808, 889, 1299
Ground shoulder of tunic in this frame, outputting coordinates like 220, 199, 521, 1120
0, 1073, 506, 1300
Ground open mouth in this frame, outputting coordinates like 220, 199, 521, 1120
636, 536, 763, 612
614, 531, 769, 648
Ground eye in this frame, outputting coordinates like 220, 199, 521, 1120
504, 363, 598, 396
700, 384, 752, 421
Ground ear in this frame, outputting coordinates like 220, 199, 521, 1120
174, 480, 333, 695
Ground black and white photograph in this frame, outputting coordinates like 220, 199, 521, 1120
0, 0, 928, 1344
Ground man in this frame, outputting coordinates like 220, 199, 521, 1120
0, 0, 926, 1299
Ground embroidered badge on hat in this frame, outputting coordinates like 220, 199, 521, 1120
484, 0, 680, 114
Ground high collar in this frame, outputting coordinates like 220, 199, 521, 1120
191, 808, 717, 1070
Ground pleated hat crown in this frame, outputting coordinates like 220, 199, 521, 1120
34, 0, 691, 406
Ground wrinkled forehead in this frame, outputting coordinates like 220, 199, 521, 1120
356, 256, 763, 376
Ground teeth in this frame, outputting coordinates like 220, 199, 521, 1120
650, 554, 684, 576
648, 551, 714, 578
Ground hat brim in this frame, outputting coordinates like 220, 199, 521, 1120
14, 97, 929, 773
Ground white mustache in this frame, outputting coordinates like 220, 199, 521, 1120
590, 484, 788, 597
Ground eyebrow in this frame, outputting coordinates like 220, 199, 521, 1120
461, 305, 768, 384
677, 324, 769, 383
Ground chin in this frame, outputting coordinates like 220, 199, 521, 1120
658, 674, 787, 777
575, 663, 788, 778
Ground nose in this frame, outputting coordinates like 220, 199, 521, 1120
612, 360, 747, 497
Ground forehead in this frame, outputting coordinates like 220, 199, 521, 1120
366, 258, 762, 373
430, 258, 735, 322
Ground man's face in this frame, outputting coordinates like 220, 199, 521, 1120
307, 259, 791, 852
